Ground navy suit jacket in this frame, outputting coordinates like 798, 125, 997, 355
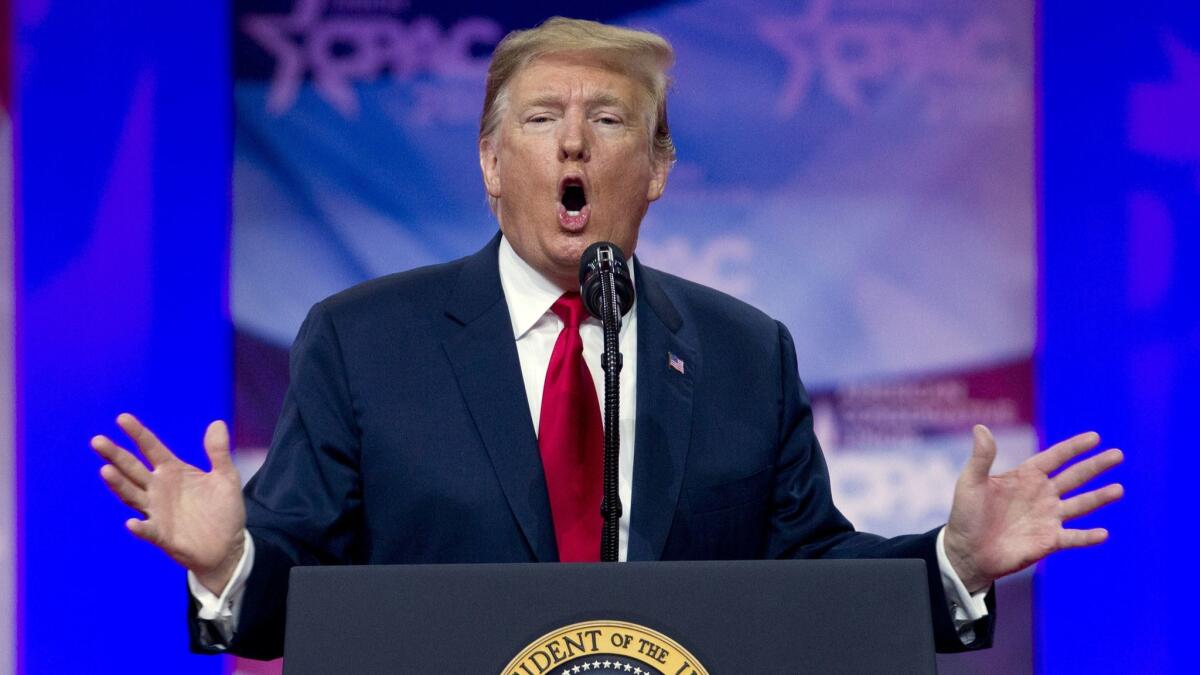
194, 234, 994, 658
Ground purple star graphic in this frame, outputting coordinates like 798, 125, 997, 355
241, 0, 328, 115
757, 0, 831, 117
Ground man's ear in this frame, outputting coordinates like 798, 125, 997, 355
479, 137, 502, 199
646, 157, 669, 202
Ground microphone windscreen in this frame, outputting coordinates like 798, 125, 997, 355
578, 242, 635, 319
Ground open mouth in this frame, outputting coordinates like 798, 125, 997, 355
557, 177, 590, 230
560, 178, 587, 214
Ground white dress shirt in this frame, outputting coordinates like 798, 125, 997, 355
189, 235, 987, 645
497, 235, 638, 563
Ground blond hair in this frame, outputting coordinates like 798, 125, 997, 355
479, 17, 677, 185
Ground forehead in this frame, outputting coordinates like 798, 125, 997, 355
507, 52, 646, 108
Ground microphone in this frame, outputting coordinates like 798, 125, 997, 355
579, 242, 635, 322
577, 241, 634, 563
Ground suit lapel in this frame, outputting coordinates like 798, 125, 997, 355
441, 235, 558, 562
628, 262, 698, 561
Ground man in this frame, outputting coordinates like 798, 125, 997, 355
91, 18, 1123, 660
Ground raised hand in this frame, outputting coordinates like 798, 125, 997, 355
944, 425, 1124, 593
91, 413, 247, 594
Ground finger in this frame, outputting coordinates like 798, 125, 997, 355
1057, 527, 1108, 550
961, 425, 997, 484
125, 517, 158, 544
90, 435, 151, 488
203, 420, 234, 474
1052, 448, 1124, 494
116, 413, 174, 468
99, 464, 147, 512
1030, 431, 1101, 473
1060, 483, 1124, 520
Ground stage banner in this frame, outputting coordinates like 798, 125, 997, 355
231, 1, 1034, 672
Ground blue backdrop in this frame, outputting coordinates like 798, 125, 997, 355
16, 2, 229, 673
1038, 2, 1200, 673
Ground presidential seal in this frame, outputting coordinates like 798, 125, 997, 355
503, 620, 709, 675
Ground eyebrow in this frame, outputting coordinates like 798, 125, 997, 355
522, 93, 629, 111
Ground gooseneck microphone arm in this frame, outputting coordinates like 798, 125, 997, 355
579, 242, 635, 563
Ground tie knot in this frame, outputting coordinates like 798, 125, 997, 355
551, 293, 588, 330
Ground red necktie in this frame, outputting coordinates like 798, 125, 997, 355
539, 293, 604, 562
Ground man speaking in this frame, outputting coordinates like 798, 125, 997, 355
90, 17, 1123, 660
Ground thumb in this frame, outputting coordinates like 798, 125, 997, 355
963, 424, 997, 484
203, 420, 235, 475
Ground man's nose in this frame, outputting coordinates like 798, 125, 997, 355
558, 114, 590, 162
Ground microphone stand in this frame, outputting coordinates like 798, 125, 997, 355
580, 242, 633, 563
596, 257, 623, 563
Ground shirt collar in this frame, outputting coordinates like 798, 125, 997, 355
497, 234, 637, 340
498, 235, 570, 340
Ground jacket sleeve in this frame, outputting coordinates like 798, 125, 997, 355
765, 320, 996, 653
189, 301, 365, 660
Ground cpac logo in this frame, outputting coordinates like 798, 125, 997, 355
758, 0, 1022, 121
243, 0, 502, 116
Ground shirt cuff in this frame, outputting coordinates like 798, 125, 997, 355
936, 526, 989, 643
187, 529, 255, 645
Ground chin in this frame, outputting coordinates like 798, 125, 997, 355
548, 248, 585, 277
550, 232, 591, 257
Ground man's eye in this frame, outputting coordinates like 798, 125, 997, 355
527, 115, 553, 124
595, 116, 622, 126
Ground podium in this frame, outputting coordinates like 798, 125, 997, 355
283, 559, 937, 674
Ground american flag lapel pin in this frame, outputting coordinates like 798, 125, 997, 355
667, 351, 685, 374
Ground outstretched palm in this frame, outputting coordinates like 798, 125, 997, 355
944, 425, 1124, 593
92, 414, 246, 592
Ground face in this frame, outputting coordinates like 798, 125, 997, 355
479, 53, 669, 290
